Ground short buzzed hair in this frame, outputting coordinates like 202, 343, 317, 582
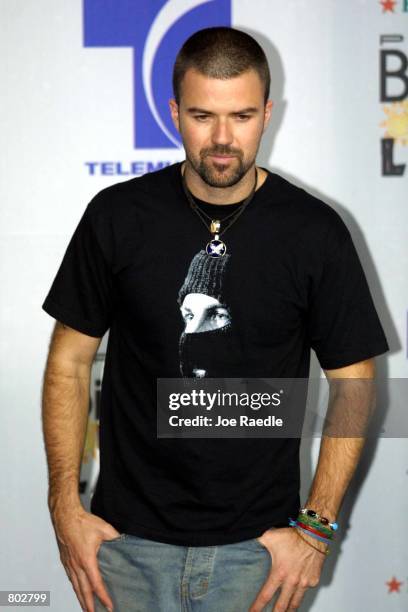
172, 27, 270, 105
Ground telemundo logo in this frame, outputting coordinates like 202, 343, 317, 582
83, 0, 231, 156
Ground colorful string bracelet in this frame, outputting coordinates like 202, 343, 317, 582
293, 529, 330, 556
296, 517, 334, 539
296, 520, 333, 540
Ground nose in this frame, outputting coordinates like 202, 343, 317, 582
211, 118, 233, 146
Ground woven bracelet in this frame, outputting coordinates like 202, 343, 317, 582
294, 528, 330, 556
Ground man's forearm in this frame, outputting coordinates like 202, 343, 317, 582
304, 373, 376, 520
41, 359, 91, 515
304, 435, 366, 521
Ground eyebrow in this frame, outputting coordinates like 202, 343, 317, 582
186, 107, 259, 115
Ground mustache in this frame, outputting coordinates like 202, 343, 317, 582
202, 148, 242, 157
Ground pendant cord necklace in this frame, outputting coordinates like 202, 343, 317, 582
181, 164, 258, 257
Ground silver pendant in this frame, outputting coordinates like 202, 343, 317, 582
206, 233, 227, 257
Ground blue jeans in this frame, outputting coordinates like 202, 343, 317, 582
94, 533, 274, 611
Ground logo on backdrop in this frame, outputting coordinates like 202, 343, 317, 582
83, 0, 231, 176
379, 33, 408, 175
379, 0, 408, 13
385, 576, 403, 593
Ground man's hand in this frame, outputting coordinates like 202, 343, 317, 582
50, 503, 120, 612
249, 527, 327, 611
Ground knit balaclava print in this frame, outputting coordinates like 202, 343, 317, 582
177, 249, 230, 306
178, 249, 244, 378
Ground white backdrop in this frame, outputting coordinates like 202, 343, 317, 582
1, 1, 407, 610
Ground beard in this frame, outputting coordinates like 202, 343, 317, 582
185, 148, 255, 189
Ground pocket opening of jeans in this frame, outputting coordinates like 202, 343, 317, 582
252, 537, 268, 551
101, 533, 127, 544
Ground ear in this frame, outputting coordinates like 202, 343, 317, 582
169, 98, 180, 133
263, 100, 273, 132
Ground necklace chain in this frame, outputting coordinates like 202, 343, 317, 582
181, 165, 258, 238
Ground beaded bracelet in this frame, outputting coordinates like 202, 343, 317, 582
297, 512, 334, 529
299, 508, 338, 531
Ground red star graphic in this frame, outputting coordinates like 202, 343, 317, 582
386, 576, 403, 593
380, 0, 396, 12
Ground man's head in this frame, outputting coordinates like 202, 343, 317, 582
169, 27, 273, 188
172, 27, 270, 107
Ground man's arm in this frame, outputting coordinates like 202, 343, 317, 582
42, 321, 117, 612
249, 357, 376, 612
304, 357, 375, 527
42, 321, 100, 515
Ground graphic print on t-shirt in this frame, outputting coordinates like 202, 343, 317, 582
177, 249, 243, 378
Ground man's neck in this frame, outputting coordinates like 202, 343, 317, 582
181, 161, 267, 205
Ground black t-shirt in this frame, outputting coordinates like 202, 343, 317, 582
42, 162, 389, 546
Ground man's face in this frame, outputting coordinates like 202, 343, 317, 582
169, 68, 272, 188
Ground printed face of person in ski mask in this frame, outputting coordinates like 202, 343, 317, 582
178, 249, 245, 378
180, 293, 231, 333
179, 293, 233, 378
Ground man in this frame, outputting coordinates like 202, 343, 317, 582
41, 27, 389, 612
